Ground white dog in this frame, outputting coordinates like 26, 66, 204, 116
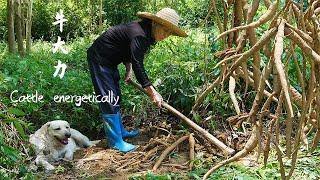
29, 120, 99, 171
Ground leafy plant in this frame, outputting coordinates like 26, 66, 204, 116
0, 108, 34, 179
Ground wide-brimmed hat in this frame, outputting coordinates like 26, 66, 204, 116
137, 8, 187, 37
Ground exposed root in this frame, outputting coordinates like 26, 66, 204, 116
203, 125, 258, 180
153, 135, 189, 171
189, 133, 195, 170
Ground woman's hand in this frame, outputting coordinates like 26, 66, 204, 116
144, 86, 163, 108
124, 63, 132, 83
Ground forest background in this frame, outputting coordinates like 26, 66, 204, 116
0, 0, 319, 179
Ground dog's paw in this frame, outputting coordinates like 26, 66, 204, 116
88, 140, 101, 147
28, 163, 38, 172
45, 164, 55, 172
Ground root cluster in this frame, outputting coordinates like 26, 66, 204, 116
193, 0, 320, 179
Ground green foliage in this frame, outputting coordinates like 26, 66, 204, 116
104, 0, 145, 25
0, 0, 6, 40
144, 29, 215, 113
0, 0, 104, 41
130, 171, 189, 180
103, 0, 210, 27
0, 110, 34, 179
143, 0, 210, 28
131, 149, 320, 180
0, 36, 102, 137
174, 0, 211, 27
0, 135, 34, 179
32, 0, 97, 41
0, 0, 210, 42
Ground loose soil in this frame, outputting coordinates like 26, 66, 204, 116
33, 115, 249, 180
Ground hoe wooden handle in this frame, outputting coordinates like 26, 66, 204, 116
128, 80, 235, 156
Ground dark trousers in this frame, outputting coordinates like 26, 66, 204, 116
87, 57, 121, 114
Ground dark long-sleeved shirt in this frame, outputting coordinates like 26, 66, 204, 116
87, 20, 156, 88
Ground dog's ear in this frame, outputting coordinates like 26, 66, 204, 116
43, 122, 51, 131
36, 122, 51, 135
44, 122, 51, 133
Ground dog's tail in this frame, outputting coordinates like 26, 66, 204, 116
70, 128, 100, 148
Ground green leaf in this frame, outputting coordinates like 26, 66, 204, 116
0, 113, 6, 119
1, 145, 19, 162
2, 117, 18, 123
7, 107, 25, 117
13, 120, 26, 138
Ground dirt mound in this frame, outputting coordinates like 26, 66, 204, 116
42, 128, 196, 179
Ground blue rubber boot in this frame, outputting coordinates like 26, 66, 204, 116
117, 112, 140, 138
102, 113, 136, 152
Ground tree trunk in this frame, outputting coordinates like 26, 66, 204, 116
7, 0, 16, 53
21, 0, 26, 40
26, 0, 32, 54
14, 0, 25, 57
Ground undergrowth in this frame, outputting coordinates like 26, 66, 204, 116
130, 146, 320, 179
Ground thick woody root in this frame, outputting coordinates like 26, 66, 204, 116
76, 133, 201, 175
202, 125, 258, 180
229, 76, 241, 114
189, 134, 195, 170
225, 27, 277, 80
274, 19, 294, 156
214, 25, 277, 70
153, 135, 189, 171
285, 27, 320, 63
274, 19, 293, 118
237, 68, 278, 102
311, 130, 320, 152
194, 1, 320, 179
214, 1, 278, 41
195, 27, 277, 113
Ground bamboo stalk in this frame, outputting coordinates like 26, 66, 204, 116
7, 0, 16, 53
26, 0, 32, 54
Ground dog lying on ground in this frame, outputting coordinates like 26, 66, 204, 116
29, 120, 99, 171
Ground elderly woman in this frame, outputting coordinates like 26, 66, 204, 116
87, 8, 187, 152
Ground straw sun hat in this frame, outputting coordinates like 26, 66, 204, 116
137, 8, 187, 37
